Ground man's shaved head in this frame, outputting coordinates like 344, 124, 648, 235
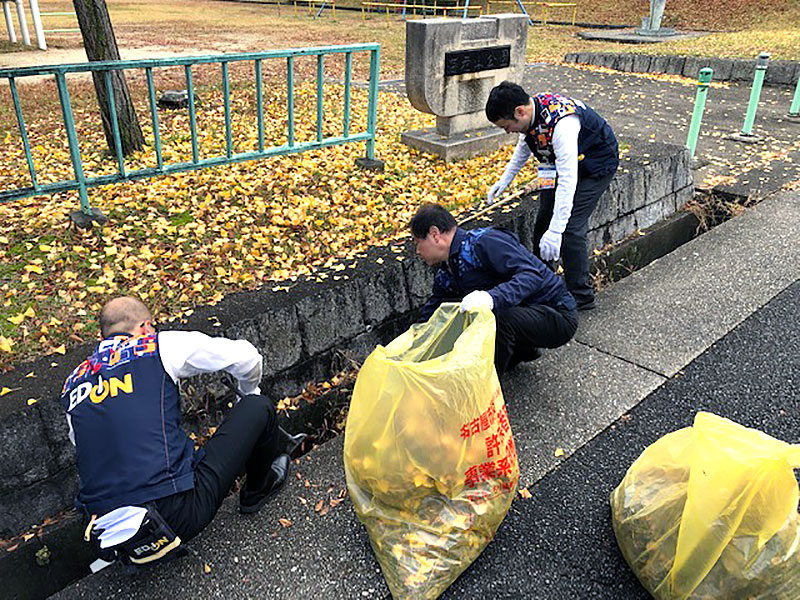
99, 296, 152, 338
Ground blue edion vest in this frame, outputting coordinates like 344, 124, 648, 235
61, 333, 196, 516
524, 93, 619, 179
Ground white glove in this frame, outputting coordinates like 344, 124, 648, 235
539, 230, 563, 262
459, 290, 494, 313
487, 181, 507, 205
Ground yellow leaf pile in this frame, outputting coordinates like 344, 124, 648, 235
0, 75, 531, 368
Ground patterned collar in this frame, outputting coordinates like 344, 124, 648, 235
96, 332, 133, 353
528, 93, 578, 150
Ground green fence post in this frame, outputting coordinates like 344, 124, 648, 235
787, 75, 800, 121
103, 70, 126, 177
222, 61, 233, 158
55, 72, 106, 227
185, 65, 199, 163
316, 54, 324, 143
8, 77, 39, 191
343, 51, 352, 138
354, 46, 384, 171
255, 59, 265, 152
740, 52, 770, 137
145, 67, 164, 170
366, 47, 378, 158
287, 56, 295, 147
686, 67, 713, 159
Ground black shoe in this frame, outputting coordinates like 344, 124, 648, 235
239, 454, 290, 514
504, 348, 542, 375
577, 299, 597, 311
279, 427, 308, 457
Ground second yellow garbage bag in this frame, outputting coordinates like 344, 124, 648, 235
611, 411, 800, 599
344, 303, 519, 600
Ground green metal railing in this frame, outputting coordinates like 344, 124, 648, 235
0, 44, 380, 218
740, 52, 770, 136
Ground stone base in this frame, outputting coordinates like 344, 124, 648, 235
633, 27, 678, 37
725, 132, 764, 144
786, 113, 800, 124
577, 28, 707, 44
401, 127, 516, 162
69, 207, 108, 229
355, 156, 385, 172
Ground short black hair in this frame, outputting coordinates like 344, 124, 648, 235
485, 81, 530, 122
409, 203, 457, 238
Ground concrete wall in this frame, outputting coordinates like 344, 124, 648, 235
0, 140, 692, 541
563, 52, 800, 87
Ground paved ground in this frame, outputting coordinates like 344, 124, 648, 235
520, 63, 800, 193
53, 180, 800, 599
443, 281, 800, 600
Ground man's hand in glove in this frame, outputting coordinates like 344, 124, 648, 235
539, 230, 563, 262
459, 290, 494, 313
486, 181, 507, 205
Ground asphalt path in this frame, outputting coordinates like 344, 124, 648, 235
442, 280, 800, 599
521, 63, 800, 191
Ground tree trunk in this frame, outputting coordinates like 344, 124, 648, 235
72, 0, 144, 156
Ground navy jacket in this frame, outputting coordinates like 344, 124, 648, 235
61, 333, 197, 516
420, 227, 576, 321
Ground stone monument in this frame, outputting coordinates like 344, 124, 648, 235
401, 14, 528, 162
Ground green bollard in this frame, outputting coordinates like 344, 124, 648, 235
787, 75, 800, 121
740, 52, 770, 137
686, 67, 713, 159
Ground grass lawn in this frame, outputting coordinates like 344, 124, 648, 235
0, 0, 798, 370
6, 0, 800, 73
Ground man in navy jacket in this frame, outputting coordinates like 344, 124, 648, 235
61, 296, 288, 559
411, 203, 578, 376
485, 81, 619, 311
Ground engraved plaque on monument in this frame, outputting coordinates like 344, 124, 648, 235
444, 46, 511, 76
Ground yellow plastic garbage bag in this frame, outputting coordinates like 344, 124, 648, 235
611, 411, 800, 599
344, 303, 520, 600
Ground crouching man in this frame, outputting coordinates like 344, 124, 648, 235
61, 296, 289, 569
411, 203, 578, 376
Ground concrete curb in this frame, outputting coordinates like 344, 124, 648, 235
563, 52, 800, 86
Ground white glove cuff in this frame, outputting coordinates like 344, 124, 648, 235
548, 220, 568, 235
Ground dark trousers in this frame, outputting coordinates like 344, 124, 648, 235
494, 304, 578, 376
155, 394, 280, 542
534, 171, 616, 306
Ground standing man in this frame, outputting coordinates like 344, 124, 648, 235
411, 203, 578, 376
485, 81, 619, 311
61, 296, 289, 567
